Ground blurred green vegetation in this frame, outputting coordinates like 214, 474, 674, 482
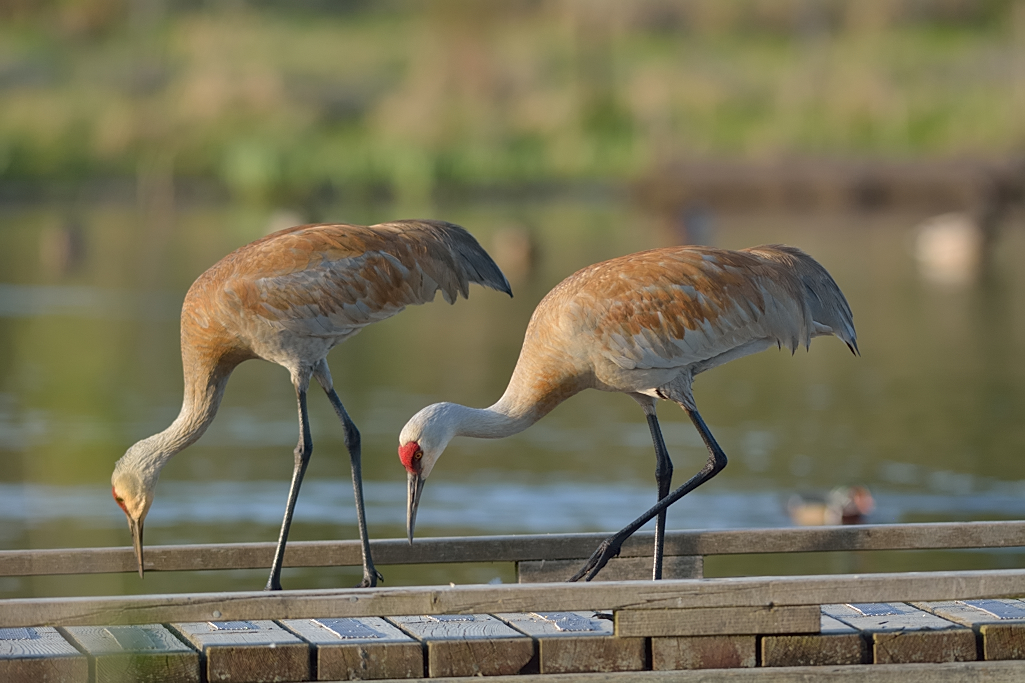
0, 0, 1023, 208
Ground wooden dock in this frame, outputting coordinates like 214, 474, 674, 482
2, 521, 1025, 681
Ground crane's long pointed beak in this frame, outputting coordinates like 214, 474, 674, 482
128, 517, 145, 578
407, 471, 425, 544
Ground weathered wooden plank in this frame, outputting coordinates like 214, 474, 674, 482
652, 635, 756, 669
915, 600, 1025, 661
505, 613, 615, 636
760, 613, 866, 667
660, 520, 1025, 555
0, 625, 86, 658
172, 620, 309, 683
279, 617, 423, 680
3, 521, 1025, 577
823, 603, 977, 664
4, 569, 1025, 627
959, 600, 1025, 620
517, 556, 702, 582
0, 656, 89, 683
329, 660, 1025, 682
823, 602, 966, 631
915, 599, 1025, 626
978, 624, 1025, 662
872, 630, 977, 665
0, 626, 88, 683
389, 614, 535, 677
616, 605, 820, 637
496, 612, 646, 673
62, 624, 199, 683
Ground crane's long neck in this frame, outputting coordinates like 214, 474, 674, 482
168, 359, 233, 451
404, 336, 590, 480
450, 353, 589, 441
443, 396, 540, 441
119, 352, 236, 485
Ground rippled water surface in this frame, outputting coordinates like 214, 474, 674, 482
2, 197, 1024, 596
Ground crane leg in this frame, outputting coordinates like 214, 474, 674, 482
647, 412, 673, 580
266, 387, 314, 591
569, 406, 727, 582
323, 387, 382, 588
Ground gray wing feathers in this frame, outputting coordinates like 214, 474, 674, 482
393, 220, 513, 301
599, 245, 855, 370
756, 245, 857, 353
250, 220, 511, 338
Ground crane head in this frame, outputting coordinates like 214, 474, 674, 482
398, 402, 461, 544
111, 467, 154, 579
399, 441, 425, 544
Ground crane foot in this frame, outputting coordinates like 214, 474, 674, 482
568, 537, 622, 582
357, 568, 384, 588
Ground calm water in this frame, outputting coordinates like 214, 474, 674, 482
1, 195, 1024, 597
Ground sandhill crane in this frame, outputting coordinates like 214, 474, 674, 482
399, 244, 856, 581
111, 220, 511, 590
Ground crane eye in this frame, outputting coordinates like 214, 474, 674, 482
414, 451, 422, 460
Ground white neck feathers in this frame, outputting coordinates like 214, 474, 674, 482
450, 398, 538, 440
116, 366, 231, 488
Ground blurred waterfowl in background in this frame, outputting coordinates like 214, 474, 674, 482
39, 217, 87, 278
914, 160, 1025, 286
787, 486, 875, 526
490, 225, 539, 285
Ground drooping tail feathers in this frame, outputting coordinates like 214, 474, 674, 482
745, 244, 858, 355
381, 220, 513, 302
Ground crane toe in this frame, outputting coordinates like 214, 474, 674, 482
357, 568, 384, 588
568, 537, 623, 582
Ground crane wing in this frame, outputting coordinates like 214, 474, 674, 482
569, 248, 816, 371
217, 220, 511, 337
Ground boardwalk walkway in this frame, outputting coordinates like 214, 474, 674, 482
2, 522, 1024, 681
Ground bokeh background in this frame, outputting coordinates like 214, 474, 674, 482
1, 0, 1025, 596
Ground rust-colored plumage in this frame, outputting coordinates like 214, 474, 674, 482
111, 220, 511, 590
399, 244, 856, 581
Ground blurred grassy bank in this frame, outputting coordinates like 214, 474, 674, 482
0, 0, 1023, 210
